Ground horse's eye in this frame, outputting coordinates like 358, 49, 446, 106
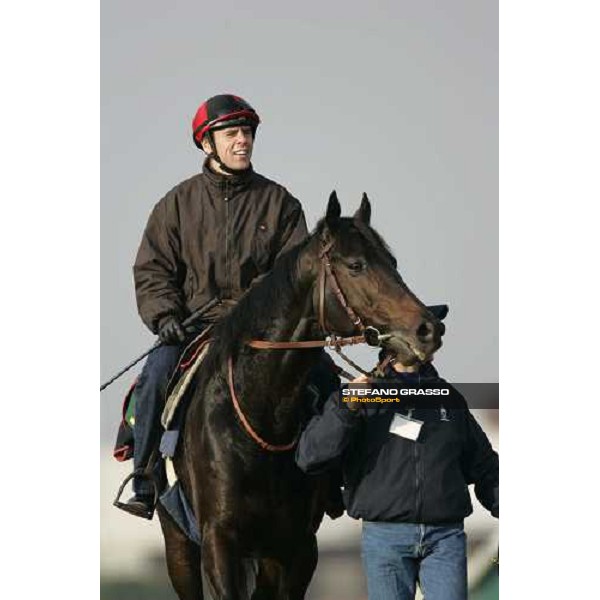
348, 260, 366, 273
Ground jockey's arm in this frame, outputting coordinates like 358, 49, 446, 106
134, 197, 186, 334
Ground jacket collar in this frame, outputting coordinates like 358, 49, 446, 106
201, 158, 255, 193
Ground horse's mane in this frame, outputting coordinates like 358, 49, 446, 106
202, 217, 397, 375
202, 235, 311, 374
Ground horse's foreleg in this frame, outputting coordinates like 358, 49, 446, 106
250, 558, 284, 600
201, 524, 254, 600
157, 503, 203, 600
281, 533, 318, 600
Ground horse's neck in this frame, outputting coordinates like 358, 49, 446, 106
244, 240, 322, 385
235, 275, 322, 442
260, 316, 319, 385
242, 289, 320, 385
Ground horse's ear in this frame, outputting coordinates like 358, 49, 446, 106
354, 192, 371, 225
325, 190, 341, 230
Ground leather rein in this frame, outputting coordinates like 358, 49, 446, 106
227, 238, 388, 452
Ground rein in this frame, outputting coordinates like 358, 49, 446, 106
227, 356, 299, 452
247, 335, 365, 350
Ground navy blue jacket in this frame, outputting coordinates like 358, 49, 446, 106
296, 364, 499, 524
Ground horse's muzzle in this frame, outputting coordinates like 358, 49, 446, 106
384, 323, 443, 365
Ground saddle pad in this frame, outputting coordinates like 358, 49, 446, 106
161, 341, 210, 429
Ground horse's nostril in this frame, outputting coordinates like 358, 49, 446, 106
416, 321, 434, 342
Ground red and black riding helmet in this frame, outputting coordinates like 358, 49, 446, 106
192, 94, 261, 149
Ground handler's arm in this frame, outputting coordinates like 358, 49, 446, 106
463, 410, 499, 518
295, 392, 361, 475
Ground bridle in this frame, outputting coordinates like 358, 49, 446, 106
247, 237, 389, 359
227, 236, 391, 452
318, 238, 364, 336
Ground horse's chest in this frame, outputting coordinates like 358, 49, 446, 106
218, 458, 312, 526
241, 460, 309, 507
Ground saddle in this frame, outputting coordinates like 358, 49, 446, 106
112, 326, 212, 462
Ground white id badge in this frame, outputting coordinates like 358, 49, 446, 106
389, 413, 423, 441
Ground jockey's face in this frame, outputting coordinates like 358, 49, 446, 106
203, 125, 254, 173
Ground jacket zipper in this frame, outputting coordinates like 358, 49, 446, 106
224, 180, 230, 296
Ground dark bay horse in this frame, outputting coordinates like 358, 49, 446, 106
156, 192, 443, 599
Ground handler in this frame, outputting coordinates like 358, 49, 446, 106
296, 337, 499, 600
123, 94, 308, 518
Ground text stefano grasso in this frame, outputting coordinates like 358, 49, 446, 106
342, 388, 450, 396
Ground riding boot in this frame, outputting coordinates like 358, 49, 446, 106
120, 491, 156, 520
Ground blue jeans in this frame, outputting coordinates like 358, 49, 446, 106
361, 521, 467, 600
132, 344, 183, 496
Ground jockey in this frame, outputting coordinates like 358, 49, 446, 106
121, 94, 309, 518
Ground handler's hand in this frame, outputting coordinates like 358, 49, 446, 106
158, 316, 186, 345
347, 375, 371, 412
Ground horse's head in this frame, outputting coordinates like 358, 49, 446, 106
307, 191, 443, 365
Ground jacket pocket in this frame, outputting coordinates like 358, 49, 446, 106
251, 226, 273, 272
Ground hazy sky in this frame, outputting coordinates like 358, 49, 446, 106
101, 0, 498, 438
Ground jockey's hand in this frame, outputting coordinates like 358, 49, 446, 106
158, 316, 186, 345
